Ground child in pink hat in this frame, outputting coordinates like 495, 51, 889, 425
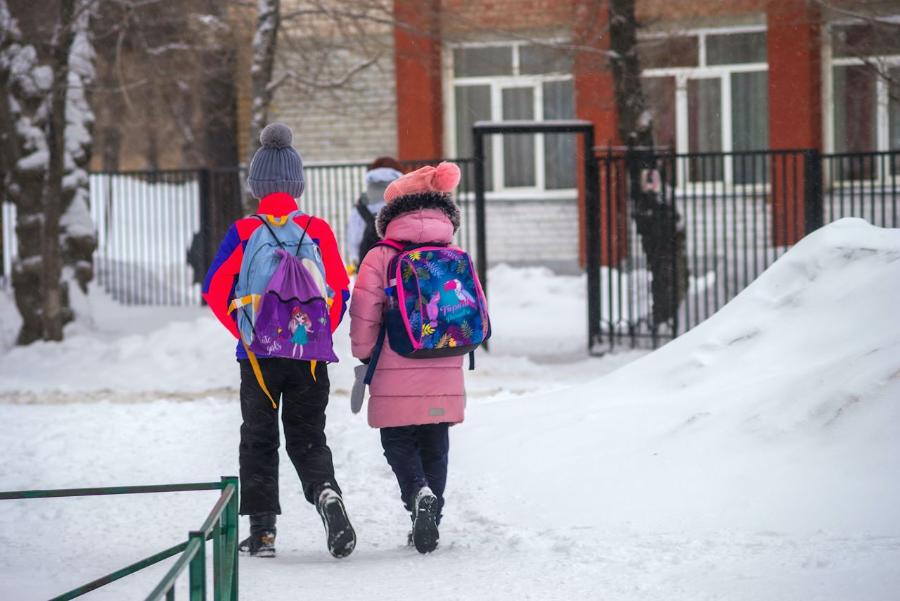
349, 162, 467, 554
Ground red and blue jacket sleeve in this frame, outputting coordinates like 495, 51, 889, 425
301, 216, 350, 332
202, 224, 243, 339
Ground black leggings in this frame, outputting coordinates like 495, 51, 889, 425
380, 423, 449, 523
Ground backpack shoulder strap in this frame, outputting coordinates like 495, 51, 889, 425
298, 215, 313, 246
287, 211, 315, 256
356, 199, 376, 225
374, 239, 404, 252
363, 323, 387, 385
362, 238, 404, 381
373, 240, 449, 255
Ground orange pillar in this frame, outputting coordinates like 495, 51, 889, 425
574, 0, 621, 266
767, 0, 822, 245
393, 0, 443, 161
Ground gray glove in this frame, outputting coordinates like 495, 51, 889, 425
350, 364, 367, 414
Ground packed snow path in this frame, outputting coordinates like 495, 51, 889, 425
1, 219, 898, 600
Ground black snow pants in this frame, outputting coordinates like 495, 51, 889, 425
238, 358, 341, 515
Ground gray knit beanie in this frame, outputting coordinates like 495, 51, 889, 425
247, 123, 305, 199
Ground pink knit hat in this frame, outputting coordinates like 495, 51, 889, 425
384, 161, 461, 203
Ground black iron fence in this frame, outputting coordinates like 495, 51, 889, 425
591, 148, 900, 352
823, 151, 899, 225
1, 149, 895, 334
1, 159, 476, 305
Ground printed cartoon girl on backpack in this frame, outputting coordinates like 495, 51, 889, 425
289, 307, 312, 344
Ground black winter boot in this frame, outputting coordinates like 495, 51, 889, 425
412, 486, 439, 554
315, 484, 356, 559
238, 512, 277, 558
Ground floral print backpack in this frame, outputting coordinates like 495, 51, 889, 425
363, 239, 491, 384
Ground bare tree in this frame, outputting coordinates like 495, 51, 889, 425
608, 0, 688, 328
91, 0, 243, 170
247, 0, 280, 200
40, 0, 77, 341
815, 0, 900, 101
243, 0, 390, 209
1, 1, 49, 344
0, 0, 97, 344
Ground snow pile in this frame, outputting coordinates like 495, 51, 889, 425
0, 291, 236, 397
461, 218, 900, 534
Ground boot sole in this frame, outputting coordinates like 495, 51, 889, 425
413, 495, 439, 554
320, 498, 356, 559
239, 547, 276, 558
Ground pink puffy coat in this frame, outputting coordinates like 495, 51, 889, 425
349, 208, 465, 428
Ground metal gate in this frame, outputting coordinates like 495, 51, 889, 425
591, 148, 899, 352
471, 120, 601, 349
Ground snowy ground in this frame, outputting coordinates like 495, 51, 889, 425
1, 218, 899, 600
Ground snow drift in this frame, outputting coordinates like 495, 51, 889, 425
461, 218, 900, 535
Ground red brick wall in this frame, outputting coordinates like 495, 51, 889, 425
637, 0, 765, 22
396, 0, 819, 260
395, 0, 778, 164
572, 0, 619, 264
394, 0, 444, 160
766, 0, 823, 245
767, 0, 822, 151
440, 0, 576, 38
440, 0, 767, 37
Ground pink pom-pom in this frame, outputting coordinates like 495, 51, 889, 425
431, 161, 461, 192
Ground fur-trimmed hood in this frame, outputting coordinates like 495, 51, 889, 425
375, 191, 460, 238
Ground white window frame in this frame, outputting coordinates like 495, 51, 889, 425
828, 56, 900, 156
445, 40, 578, 201
640, 25, 769, 192
826, 22, 900, 152
824, 20, 900, 185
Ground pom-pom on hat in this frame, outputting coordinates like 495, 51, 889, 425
247, 123, 305, 199
384, 161, 460, 203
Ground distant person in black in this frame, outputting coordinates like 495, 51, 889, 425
187, 230, 207, 287
345, 157, 404, 273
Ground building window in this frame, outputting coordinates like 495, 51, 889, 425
640, 27, 769, 186
450, 42, 576, 196
833, 65, 877, 153
830, 21, 900, 179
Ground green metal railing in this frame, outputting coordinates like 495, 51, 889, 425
0, 476, 239, 601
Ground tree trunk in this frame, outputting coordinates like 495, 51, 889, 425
3, 0, 96, 344
197, 0, 243, 279
40, 0, 77, 341
246, 0, 280, 213
60, 1, 97, 293
0, 2, 19, 179
1, 1, 54, 344
608, 0, 648, 147
608, 0, 689, 329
